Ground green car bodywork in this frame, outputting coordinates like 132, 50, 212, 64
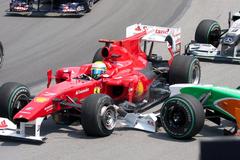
160, 84, 240, 139
180, 85, 240, 122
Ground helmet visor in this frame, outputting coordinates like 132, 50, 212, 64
91, 68, 105, 79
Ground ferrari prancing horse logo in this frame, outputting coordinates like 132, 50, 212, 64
94, 87, 101, 94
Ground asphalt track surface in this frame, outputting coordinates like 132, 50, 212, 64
0, 0, 240, 160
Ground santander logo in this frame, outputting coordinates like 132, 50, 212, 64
155, 28, 169, 34
134, 25, 148, 32
0, 120, 8, 128
134, 25, 142, 31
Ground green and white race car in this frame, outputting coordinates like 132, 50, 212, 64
160, 84, 240, 139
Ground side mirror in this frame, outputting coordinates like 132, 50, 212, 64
228, 11, 231, 28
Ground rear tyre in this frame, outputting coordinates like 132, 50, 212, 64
160, 94, 205, 139
92, 48, 103, 63
84, 0, 94, 12
195, 19, 221, 48
165, 36, 173, 47
169, 55, 201, 84
0, 82, 30, 121
81, 94, 116, 137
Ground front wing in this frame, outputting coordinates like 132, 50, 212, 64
119, 113, 160, 132
0, 117, 46, 143
186, 43, 240, 63
0, 112, 160, 143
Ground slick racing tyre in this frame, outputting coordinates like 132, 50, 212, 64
169, 55, 201, 84
81, 94, 117, 137
195, 19, 221, 48
0, 42, 3, 69
0, 82, 30, 121
92, 48, 103, 63
165, 36, 173, 47
84, 0, 94, 12
160, 94, 205, 139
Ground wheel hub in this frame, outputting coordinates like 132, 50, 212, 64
173, 114, 181, 123
101, 106, 117, 130
168, 105, 186, 127
191, 64, 200, 84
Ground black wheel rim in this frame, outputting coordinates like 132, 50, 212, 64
208, 27, 221, 47
11, 94, 29, 119
163, 100, 192, 136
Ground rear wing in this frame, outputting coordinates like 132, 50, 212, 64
126, 24, 181, 53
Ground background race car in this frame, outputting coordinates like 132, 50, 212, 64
7, 0, 99, 17
0, 24, 200, 143
185, 11, 240, 63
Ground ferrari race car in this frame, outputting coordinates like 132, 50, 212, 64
0, 41, 4, 69
7, 0, 98, 17
9, 0, 33, 12
0, 24, 201, 143
162, 84, 240, 139
185, 11, 240, 63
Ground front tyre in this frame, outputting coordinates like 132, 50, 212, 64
169, 55, 201, 84
160, 94, 205, 139
81, 94, 117, 137
195, 19, 221, 48
0, 82, 30, 121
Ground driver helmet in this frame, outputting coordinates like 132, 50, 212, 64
91, 61, 107, 79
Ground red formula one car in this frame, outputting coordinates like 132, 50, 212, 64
0, 24, 200, 143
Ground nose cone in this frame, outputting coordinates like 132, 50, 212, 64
14, 96, 53, 122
